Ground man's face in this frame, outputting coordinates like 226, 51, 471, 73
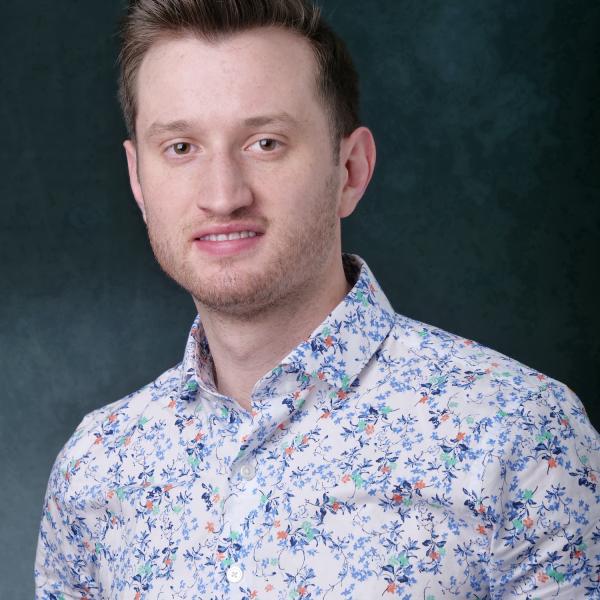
125, 27, 351, 317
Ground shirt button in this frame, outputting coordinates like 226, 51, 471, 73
240, 462, 256, 481
226, 564, 244, 583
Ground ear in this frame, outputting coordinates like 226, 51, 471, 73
123, 139, 147, 223
336, 126, 376, 218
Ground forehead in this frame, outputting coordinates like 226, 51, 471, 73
135, 27, 325, 134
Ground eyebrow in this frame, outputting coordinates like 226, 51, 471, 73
144, 112, 300, 140
242, 112, 300, 128
145, 119, 192, 140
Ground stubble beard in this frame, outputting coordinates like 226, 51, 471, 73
146, 172, 340, 320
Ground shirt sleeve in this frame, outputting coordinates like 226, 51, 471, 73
35, 420, 100, 599
486, 380, 600, 599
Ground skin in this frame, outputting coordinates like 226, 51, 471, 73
124, 26, 376, 410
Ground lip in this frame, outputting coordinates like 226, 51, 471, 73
191, 221, 265, 257
192, 222, 265, 241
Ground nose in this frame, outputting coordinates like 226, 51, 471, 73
195, 150, 253, 216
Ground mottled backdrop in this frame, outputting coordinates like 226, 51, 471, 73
1, 0, 599, 596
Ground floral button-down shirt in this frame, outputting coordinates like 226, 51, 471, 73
36, 255, 600, 599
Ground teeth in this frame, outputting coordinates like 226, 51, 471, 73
200, 231, 258, 241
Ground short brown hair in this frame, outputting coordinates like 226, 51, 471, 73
118, 0, 360, 148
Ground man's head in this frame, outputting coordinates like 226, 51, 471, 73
119, 0, 360, 152
119, 1, 376, 319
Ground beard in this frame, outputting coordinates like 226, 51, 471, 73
145, 171, 340, 320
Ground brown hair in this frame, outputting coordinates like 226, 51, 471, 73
118, 0, 360, 149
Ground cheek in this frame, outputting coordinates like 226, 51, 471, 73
261, 159, 334, 213
140, 169, 196, 224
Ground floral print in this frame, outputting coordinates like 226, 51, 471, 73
36, 255, 600, 599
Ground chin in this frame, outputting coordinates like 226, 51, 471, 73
184, 267, 285, 316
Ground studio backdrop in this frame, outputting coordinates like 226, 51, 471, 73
1, 0, 599, 596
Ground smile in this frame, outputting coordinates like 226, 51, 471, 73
199, 231, 258, 242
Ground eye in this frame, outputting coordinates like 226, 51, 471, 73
249, 138, 281, 152
258, 138, 278, 151
171, 142, 192, 155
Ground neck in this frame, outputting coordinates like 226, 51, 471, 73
194, 255, 351, 411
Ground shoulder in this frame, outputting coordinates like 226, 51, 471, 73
382, 311, 594, 432
46, 362, 182, 501
380, 312, 600, 530
71, 362, 181, 449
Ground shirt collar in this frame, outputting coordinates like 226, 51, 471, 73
179, 254, 395, 401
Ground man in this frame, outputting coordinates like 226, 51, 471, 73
35, 0, 600, 598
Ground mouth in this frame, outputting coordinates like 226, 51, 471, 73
198, 230, 259, 242
192, 225, 264, 257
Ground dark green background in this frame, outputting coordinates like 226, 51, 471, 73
1, 1, 599, 596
